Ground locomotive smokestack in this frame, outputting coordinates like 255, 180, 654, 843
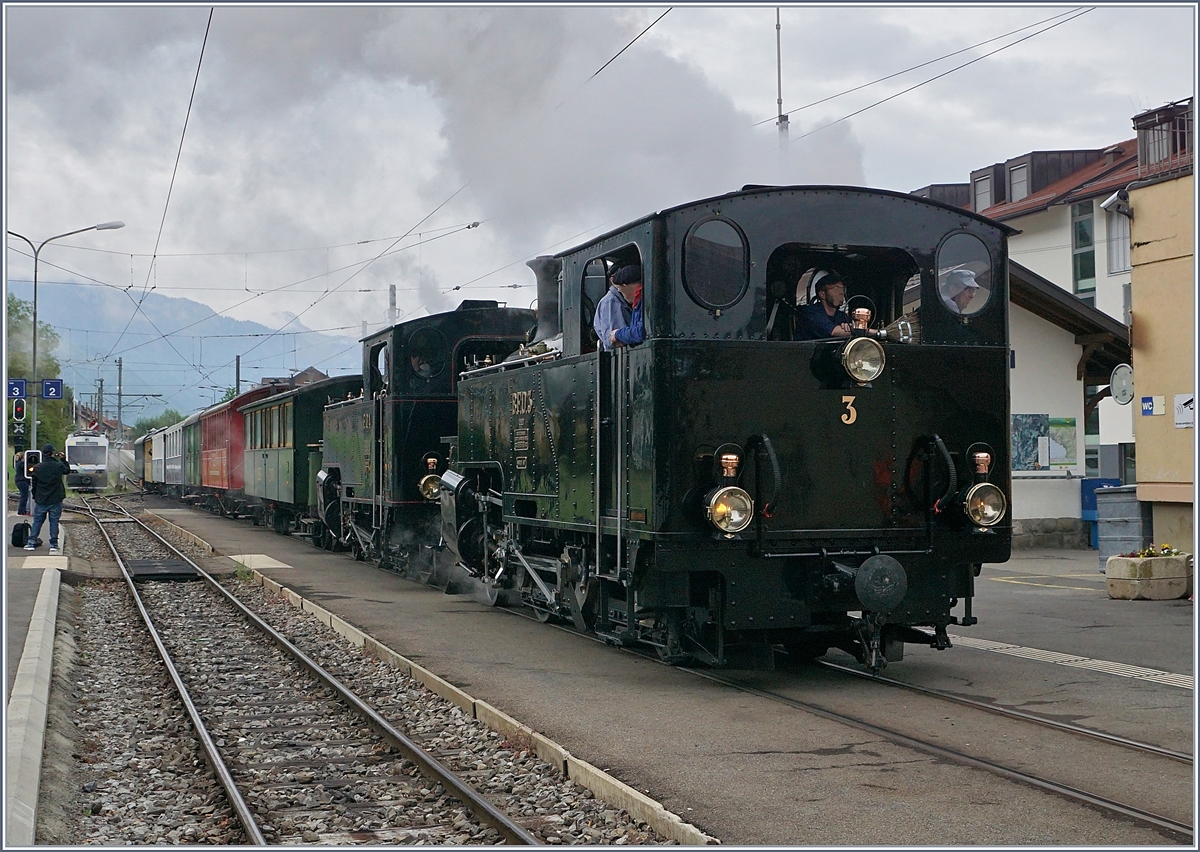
525, 256, 562, 344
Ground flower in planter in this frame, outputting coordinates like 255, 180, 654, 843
1119, 543, 1186, 558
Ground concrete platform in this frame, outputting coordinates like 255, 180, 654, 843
138, 502, 1192, 845
5, 508, 67, 846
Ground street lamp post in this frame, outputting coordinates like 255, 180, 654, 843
7, 221, 124, 450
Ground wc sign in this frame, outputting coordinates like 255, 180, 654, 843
1141, 396, 1165, 416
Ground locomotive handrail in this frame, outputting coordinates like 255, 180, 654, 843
459, 349, 561, 379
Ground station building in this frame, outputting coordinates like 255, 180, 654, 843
912, 97, 1194, 549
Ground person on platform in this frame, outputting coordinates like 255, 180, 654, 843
13, 449, 30, 516
25, 443, 73, 555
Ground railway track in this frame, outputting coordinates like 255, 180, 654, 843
78, 496, 538, 845
123, 495, 1192, 842
514, 607, 1193, 841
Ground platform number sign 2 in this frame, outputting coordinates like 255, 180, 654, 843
42, 379, 64, 400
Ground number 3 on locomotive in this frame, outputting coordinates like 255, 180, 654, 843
511, 390, 534, 416
841, 395, 857, 425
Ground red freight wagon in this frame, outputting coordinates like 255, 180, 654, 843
199, 386, 273, 494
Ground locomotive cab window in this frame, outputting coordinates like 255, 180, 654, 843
763, 244, 919, 341
579, 258, 608, 354
369, 341, 389, 395
683, 219, 748, 311
936, 233, 992, 318
408, 327, 448, 381
580, 246, 642, 354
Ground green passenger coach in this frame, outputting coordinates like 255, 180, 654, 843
240, 374, 362, 534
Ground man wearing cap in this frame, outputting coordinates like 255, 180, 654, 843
794, 269, 852, 340
941, 269, 980, 314
25, 443, 73, 555
594, 264, 645, 351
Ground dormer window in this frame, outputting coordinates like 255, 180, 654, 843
973, 174, 992, 211
1009, 164, 1028, 203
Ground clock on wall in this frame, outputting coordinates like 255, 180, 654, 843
1110, 363, 1134, 405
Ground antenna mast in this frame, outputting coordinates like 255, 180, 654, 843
776, 8, 788, 146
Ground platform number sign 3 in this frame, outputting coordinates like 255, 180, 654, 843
7, 379, 26, 400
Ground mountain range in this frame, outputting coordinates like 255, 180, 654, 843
6, 279, 363, 421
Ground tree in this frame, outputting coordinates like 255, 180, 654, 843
131, 408, 186, 438
220, 386, 238, 403
6, 293, 74, 452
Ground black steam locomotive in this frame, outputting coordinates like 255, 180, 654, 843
434, 185, 1014, 670
317, 301, 536, 573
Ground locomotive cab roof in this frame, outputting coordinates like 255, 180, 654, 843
548, 184, 1016, 355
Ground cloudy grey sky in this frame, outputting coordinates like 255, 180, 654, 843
4, 3, 1195, 398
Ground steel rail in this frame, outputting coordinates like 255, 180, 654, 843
515, 607, 1191, 840
815, 659, 1193, 764
79, 497, 268, 845
101, 498, 540, 846
685, 666, 1192, 840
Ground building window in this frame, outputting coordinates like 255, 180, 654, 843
1085, 447, 1100, 478
1009, 164, 1028, 203
973, 175, 992, 211
1084, 385, 1101, 439
1106, 209, 1131, 274
1072, 200, 1095, 295
1120, 442, 1137, 485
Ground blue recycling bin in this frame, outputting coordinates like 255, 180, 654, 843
1080, 477, 1121, 549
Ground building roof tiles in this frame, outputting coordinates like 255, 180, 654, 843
977, 138, 1139, 220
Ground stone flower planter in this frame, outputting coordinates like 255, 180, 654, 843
1105, 554, 1193, 600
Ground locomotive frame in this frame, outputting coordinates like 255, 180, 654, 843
438, 185, 1017, 670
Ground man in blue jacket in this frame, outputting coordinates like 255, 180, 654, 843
594, 264, 645, 350
794, 269, 852, 340
25, 443, 73, 555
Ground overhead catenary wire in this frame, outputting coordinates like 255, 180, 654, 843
103, 7, 216, 364
751, 7, 1086, 128
32, 8, 676, 415
786, 8, 1095, 146
166, 182, 475, 402
45, 220, 486, 259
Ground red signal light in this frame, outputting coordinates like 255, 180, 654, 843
13, 399, 26, 421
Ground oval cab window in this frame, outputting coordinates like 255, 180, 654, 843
936, 233, 992, 318
408, 327, 448, 379
683, 219, 748, 311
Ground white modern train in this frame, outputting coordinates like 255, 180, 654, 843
64, 431, 110, 491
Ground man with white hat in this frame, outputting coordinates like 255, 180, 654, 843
942, 268, 981, 314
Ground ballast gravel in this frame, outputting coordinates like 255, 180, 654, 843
221, 574, 676, 845
40, 509, 681, 845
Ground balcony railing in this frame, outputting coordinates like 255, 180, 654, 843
1137, 108, 1193, 179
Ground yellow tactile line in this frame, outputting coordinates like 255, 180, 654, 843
950, 633, 1193, 690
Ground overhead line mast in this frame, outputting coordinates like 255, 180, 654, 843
776, 8, 788, 147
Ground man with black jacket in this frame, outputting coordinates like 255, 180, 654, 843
25, 443, 73, 555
